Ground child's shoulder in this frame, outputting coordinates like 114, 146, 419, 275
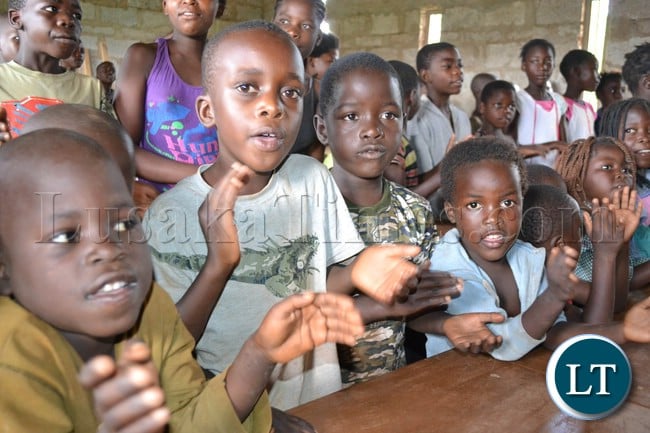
279, 154, 332, 179
386, 179, 432, 211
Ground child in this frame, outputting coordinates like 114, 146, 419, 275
525, 163, 567, 192
272, 0, 326, 159
420, 138, 650, 360
622, 42, 650, 101
115, 0, 221, 195
560, 49, 600, 143
599, 98, 650, 225
0, 128, 365, 432
556, 136, 647, 310
594, 71, 624, 133
314, 52, 462, 382
475, 79, 517, 145
306, 31, 339, 98
96, 61, 116, 110
0, 0, 109, 138
407, 42, 471, 173
516, 38, 567, 167
0, 11, 18, 63
469, 72, 496, 134
59, 39, 84, 71
520, 184, 625, 323
144, 21, 421, 409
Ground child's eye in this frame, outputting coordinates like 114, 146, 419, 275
466, 202, 481, 210
277, 18, 289, 25
50, 229, 80, 244
381, 111, 400, 120
343, 113, 359, 121
43, 5, 57, 12
301, 23, 313, 30
502, 199, 516, 208
624, 127, 637, 135
235, 83, 257, 94
600, 164, 613, 170
73, 12, 82, 20
113, 217, 140, 233
282, 88, 303, 100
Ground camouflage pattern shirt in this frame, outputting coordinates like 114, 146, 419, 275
339, 179, 438, 385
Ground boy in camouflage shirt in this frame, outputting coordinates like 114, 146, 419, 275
315, 52, 462, 384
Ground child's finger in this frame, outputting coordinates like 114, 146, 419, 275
92, 365, 161, 415
100, 388, 167, 432
79, 355, 117, 390
103, 407, 170, 433
117, 340, 153, 368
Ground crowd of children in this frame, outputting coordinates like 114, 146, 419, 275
1, 0, 650, 431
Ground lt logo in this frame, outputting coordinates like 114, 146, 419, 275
546, 334, 632, 420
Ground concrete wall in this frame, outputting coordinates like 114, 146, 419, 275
1, 0, 647, 113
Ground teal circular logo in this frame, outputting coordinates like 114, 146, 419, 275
546, 334, 631, 420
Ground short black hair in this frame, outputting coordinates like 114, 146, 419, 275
273, 0, 326, 24
596, 71, 623, 96
319, 51, 402, 117
8, 0, 26, 10
598, 97, 650, 138
416, 42, 456, 72
310, 32, 339, 58
520, 38, 555, 61
440, 137, 528, 203
388, 60, 419, 95
559, 49, 597, 79
480, 80, 516, 103
520, 184, 581, 247
622, 43, 650, 95
201, 20, 297, 89
525, 163, 567, 193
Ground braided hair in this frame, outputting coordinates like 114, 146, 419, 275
598, 97, 650, 138
556, 136, 636, 206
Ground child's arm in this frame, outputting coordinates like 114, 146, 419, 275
546, 295, 650, 348
409, 310, 505, 354
78, 340, 170, 433
114, 43, 197, 184
581, 197, 625, 323
225, 291, 364, 421
0, 106, 9, 143
174, 162, 252, 341
326, 244, 421, 304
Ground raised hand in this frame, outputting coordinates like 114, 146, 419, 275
610, 186, 641, 242
350, 244, 421, 305
252, 291, 365, 365
442, 313, 505, 354
584, 197, 625, 256
78, 340, 170, 433
545, 245, 580, 304
623, 296, 650, 343
198, 162, 253, 272
132, 180, 160, 218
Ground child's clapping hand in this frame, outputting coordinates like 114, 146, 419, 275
78, 340, 170, 433
546, 245, 580, 304
442, 312, 505, 353
584, 196, 626, 255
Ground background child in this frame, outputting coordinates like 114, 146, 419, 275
315, 51, 461, 381
59, 40, 85, 71
0, 128, 365, 432
96, 61, 116, 110
475, 79, 517, 145
306, 31, 339, 98
273, 0, 327, 158
594, 71, 624, 133
515, 38, 567, 167
420, 137, 650, 360
0, 0, 108, 138
556, 136, 646, 310
144, 21, 420, 409
560, 49, 600, 143
115, 0, 222, 197
525, 163, 567, 192
0, 11, 18, 63
407, 42, 471, 174
622, 42, 650, 101
469, 72, 496, 133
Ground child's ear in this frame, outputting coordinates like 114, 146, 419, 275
314, 113, 329, 146
8, 9, 23, 30
419, 69, 430, 84
196, 95, 216, 128
479, 101, 486, 116
443, 201, 457, 224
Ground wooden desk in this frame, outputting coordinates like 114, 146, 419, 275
289, 344, 650, 433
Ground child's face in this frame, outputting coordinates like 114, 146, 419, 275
421, 47, 463, 96
521, 46, 554, 87
316, 69, 403, 180
273, 0, 322, 59
307, 49, 338, 81
479, 89, 516, 130
0, 153, 151, 339
621, 105, 650, 169
97, 63, 116, 86
583, 143, 634, 202
162, 0, 217, 37
10, 0, 82, 61
197, 29, 305, 174
576, 59, 600, 92
60, 42, 84, 70
596, 79, 624, 108
444, 160, 523, 266
0, 21, 19, 62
